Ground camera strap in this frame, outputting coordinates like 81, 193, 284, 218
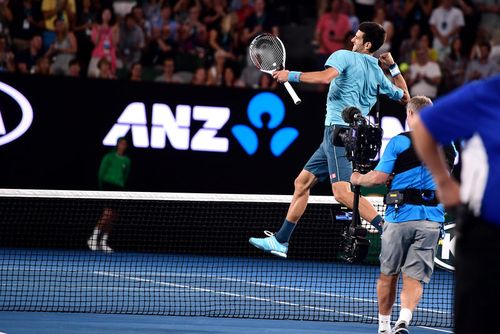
393, 132, 457, 174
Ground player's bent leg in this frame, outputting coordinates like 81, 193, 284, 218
332, 181, 383, 232
249, 170, 317, 258
286, 169, 317, 222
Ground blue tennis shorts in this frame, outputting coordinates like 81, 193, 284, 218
304, 125, 353, 183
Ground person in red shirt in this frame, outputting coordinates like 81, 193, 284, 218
315, 0, 352, 67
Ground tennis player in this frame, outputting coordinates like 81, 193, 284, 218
411, 75, 500, 334
351, 96, 456, 334
249, 22, 409, 258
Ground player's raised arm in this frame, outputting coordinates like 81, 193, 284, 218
379, 52, 410, 103
272, 67, 339, 85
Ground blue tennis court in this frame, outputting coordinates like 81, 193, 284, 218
0, 249, 453, 333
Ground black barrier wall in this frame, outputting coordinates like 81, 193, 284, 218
0, 74, 406, 194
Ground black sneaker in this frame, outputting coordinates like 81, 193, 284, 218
393, 321, 409, 334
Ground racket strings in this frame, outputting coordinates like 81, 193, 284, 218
249, 34, 285, 72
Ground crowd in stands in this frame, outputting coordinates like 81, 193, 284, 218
0, 0, 498, 95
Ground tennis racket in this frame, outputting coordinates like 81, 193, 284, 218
249, 33, 301, 105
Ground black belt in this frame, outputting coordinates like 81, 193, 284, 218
384, 189, 439, 206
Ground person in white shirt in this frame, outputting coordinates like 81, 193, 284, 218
408, 47, 442, 99
429, 0, 465, 60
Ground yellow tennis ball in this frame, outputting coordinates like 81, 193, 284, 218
400, 62, 409, 73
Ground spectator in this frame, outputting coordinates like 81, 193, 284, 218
202, 0, 227, 31
33, 55, 51, 75
342, 0, 359, 33
118, 13, 145, 70
16, 34, 43, 73
151, 4, 178, 37
221, 64, 244, 87
97, 57, 115, 79
474, 0, 500, 33
429, 0, 465, 60
242, 0, 278, 45
208, 13, 236, 59
67, 58, 81, 77
143, 0, 163, 22
88, 8, 119, 77
0, 0, 13, 38
155, 57, 182, 83
132, 5, 152, 41
46, 18, 77, 75
465, 42, 499, 82
129, 61, 142, 81
399, 23, 421, 64
408, 47, 442, 99
0, 34, 14, 72
403, 0, 433, 34
191, 66, 208, 85
41, 0, 76, 48
314, 0, 351, 66
147, 23, 177, 66
258, 72, 277, 89
207, 50, 226, 86
353, 0, 375, 23
411, 33, 438, 63
173, 0, 192, 23
490, 31, 500, 67
443, 37, 468, 91
9, 0, 44, 52
235, 0, 254, 30
373, 6, 394, 57
74, 0, 97, 73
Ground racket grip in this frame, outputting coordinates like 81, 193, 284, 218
284, 82, 301, 105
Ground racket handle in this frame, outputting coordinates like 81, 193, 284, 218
284, 82, 301, 105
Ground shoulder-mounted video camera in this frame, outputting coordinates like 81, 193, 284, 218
332, 106, 384, 263
333, 107, 383, 173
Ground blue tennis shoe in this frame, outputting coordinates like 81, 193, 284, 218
249, 231, 288, 258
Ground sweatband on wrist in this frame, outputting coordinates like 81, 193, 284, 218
389, 63, 401, 77
288, 71, 302, 83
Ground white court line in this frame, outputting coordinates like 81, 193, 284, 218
94, 271, 377, 321
1, 266, 451, 315
94, 271, 454, 333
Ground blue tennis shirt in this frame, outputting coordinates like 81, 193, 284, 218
324, 50, 403, 126
375, 134, 445, 223
420, 75, 500, 226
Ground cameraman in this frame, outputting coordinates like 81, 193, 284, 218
350, 96, 456, 334
249, 22, 409, 258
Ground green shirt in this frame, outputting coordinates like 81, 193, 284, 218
98, 152, 131, 189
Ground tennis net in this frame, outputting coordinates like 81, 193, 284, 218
0, 189, 453, 327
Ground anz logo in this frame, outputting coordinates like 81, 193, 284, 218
435, 223, 456, 271
0, 81, 33, 146
232, 92, 298, 157
103, 92, 298, 157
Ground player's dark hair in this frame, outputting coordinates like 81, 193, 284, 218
358, 22, 386, 53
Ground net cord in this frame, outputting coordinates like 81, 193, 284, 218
0, 188, 384, 205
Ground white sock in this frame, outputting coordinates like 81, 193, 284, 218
397, 308, 412, 325
379, 314, 391, 332
87, 228, 101, 250
100, 233, 113, 252
90, 227, 100, 240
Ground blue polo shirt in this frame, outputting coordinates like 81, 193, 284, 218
324, 50, 404, 126
375, 134, 445, 223
420, 75, 500, 226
